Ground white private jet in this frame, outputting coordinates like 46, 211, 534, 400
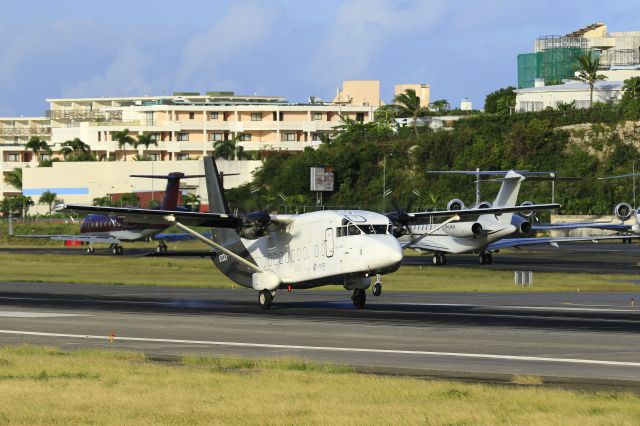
389, 171, 635, 265
57, 157, 403, 310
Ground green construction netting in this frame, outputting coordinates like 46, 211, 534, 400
517, 48, 589, 88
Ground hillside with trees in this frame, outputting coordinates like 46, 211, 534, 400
228, 79, 640, 216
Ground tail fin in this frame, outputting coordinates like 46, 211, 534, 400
492, 170, 525, 224
203, 157, 237, 245
131, 173, 205, 210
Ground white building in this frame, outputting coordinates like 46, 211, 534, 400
515, 80, 625, 112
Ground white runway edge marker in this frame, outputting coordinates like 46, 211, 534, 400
0, 329, 639, 368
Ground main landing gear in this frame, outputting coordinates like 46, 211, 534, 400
479, 252, 493, 265
156, 242, 168, 253
432, 253, 447, 265
110, 244, 124, 255
351, 288, 367, 309
86, 246, 95, 254
372, 274, 382, 297
258, 290, 276, 310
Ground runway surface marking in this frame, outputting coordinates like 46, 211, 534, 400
1, 329, 639, 368
0, 311, 89, 318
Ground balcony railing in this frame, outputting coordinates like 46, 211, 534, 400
0, 127, 51, 136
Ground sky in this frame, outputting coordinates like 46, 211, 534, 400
0, 0, 639, 116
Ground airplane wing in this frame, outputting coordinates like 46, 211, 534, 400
404, 203, 560, 222
56, 204, 295, 228
400, 239, 451, 252
153, 231, 213, 242
13, 234, 122, 244
532, 222, 631, 232
486, 235, 639, 251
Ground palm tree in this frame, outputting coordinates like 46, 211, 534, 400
182, 193, 201, 211
59, 138, 90, 160
117, 192, 139, 207
3, 168, 22, 190
622, 76, 640, 101
213, 138, 237, 160
113, 128, 136, 161
38, 190, 58, 223
92, 196, 113, 207
393, 89, 426, 138
135, 133, 158, 154
24, 136, 51, 162
574, 51, 607, 108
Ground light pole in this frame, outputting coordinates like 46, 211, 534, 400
550, 172, 555, 204
383, 154, 393, 207
633, 161, 637, 209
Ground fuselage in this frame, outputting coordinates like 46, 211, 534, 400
212, 210, 403, 290
79, 214, 168, 242
400, 214, 516, 254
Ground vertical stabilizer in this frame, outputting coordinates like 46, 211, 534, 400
493, 171, 525, 224
204, 157, 236, 244
160, 172, 185, 210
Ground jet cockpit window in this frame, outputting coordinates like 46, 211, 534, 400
337, 222, 390, 236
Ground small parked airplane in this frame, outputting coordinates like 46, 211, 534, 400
19, 172, 206, 255
57, 157, 403, 309
390, 170, 635, 264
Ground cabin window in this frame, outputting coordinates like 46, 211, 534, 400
314, 245, 319, 257
347, 225, 361, 236
303, 247, 308, 259
279, 252, 283, 264
297, 248, 301, 260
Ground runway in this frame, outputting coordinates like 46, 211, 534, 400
0, 281, 639, 386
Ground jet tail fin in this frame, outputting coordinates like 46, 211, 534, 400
203, 157, 237, 245
131, 173, 205, 210
492, 171, 525, 224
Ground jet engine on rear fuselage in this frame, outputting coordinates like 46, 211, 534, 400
442, 222, 483, 238
511, 214, 532, 236
447, 199, 465, 211
474, 201, 493, 209
614, 202, 633, 221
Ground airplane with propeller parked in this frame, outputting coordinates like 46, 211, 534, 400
57, 156, 403, 309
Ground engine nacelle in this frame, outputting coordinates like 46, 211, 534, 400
519, 200, 535, 218
511, 215, 532, 235
447, 198, 465, 211
442, 222, 483, 238
614, 202, 633, 221
236, 212, 271, 239
475, 201, 493, 209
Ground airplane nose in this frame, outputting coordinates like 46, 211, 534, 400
368, 237, 403, 272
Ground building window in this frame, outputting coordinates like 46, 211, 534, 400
150, 133, 160, 141
177, 132, 189, 141
189, 112, 195, 120
313, 112, 323, 121
575, 100, 590, 109
176, 153, 190, 160
518, 101, 544, 112
148, 153, 160, 161
209, 133, 224, 142
356, 112, 365, 122
40, 154, 51, 161
284, 132, 296, 142
311, 132, 321, 141
239, 133, 251, 141
7, 154, 20, 162
251, 113, 262, 121
209, 112, 218, 120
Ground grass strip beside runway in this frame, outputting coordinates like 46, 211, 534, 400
0, 345, 638, 425
1, 252, 640, 292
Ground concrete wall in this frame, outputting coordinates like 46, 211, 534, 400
22, 159, 260, 214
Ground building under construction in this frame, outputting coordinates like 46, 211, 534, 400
518, 22, 640, 88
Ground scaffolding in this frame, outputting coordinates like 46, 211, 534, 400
600, 48, 640, 67
518, 48, 588, 88
535, 35, 589, 52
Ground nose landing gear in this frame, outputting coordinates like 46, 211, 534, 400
372, 274, 382, 297
258, 290, 275, 310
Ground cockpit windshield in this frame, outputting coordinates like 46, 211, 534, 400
337, 221, 391, 237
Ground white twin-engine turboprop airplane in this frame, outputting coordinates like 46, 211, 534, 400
58, 157, 403, 310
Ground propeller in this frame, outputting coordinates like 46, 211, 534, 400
386, 190, 421, 238
232, 187, 273, 240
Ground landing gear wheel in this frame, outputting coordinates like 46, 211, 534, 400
156, 244, 168, 254
351, 288, 366, 309
258, 290, 273, 310
486, 253, 493, 264
113, 245, 123, 255
440, 254, 447, 265
86, 247, 95, 254
432, 255, 439, 265
478, 254, 486, 265
372, 282, 382, 297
